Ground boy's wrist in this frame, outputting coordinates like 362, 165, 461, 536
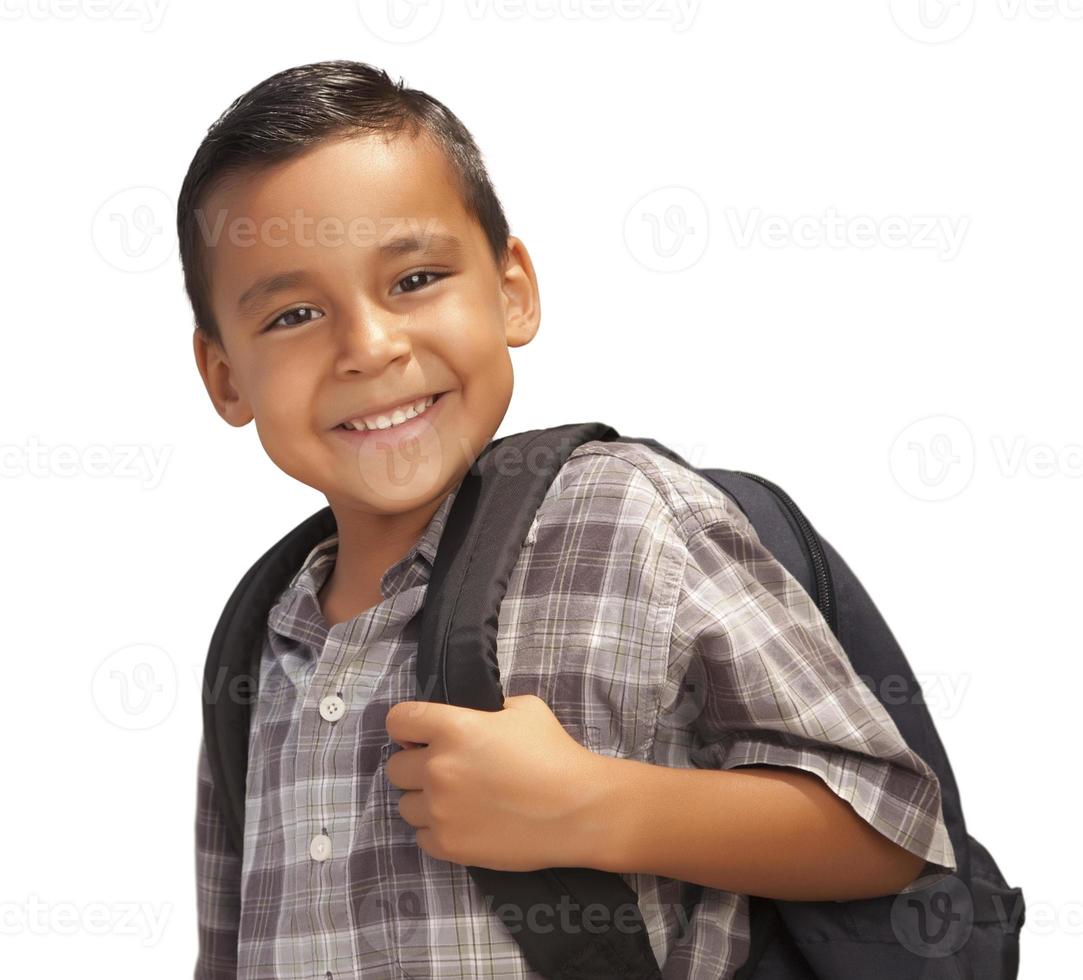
564, 750, 647, 874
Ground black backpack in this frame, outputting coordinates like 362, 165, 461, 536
201, 421, 1025, 979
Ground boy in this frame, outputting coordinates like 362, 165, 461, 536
181, 60, 956, 979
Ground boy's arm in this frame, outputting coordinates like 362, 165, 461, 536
576, 506, 957, 902
194, 736, 242, 980
575, 752, 927, 901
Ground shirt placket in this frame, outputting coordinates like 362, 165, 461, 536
289, 611, 363, 978
291, 583, 426, 980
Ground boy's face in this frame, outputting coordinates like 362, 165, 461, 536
192, 131, 539, 514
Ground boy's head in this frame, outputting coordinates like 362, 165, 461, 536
177, 60, 540, 514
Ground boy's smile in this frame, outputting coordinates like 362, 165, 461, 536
192, 130, 540, 621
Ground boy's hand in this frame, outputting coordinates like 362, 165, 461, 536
384, 694, 606, 871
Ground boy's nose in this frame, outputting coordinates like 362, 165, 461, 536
332, 310, 414, 375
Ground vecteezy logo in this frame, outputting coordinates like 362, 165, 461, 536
890, 875, 973, 957
623, 185, 710, 273
889, 414, 975, 502
889, 0, 976, 43
349, 416, 447, 506
91, 642, 178, 730
356, 0, 444, 43
91, 186, 176, 273
351, 882, 426, 966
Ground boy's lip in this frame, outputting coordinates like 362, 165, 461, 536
329, 389, 448, 447
328, 390, 447, 430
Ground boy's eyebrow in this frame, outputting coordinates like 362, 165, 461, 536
379, 231, 464, 259
235, 232, 465, 317
236, 270, 310, 318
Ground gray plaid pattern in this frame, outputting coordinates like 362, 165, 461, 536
195, 439, 956, 979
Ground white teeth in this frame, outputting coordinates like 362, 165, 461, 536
343, 394, 436, 431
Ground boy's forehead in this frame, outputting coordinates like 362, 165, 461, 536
209, 132, 463, 229
202, 132, 476, 308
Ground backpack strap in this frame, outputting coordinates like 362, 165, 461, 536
417, 421, 664, 979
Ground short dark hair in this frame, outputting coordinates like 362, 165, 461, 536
175, 59, 511, 349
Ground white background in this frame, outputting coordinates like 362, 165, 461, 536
1, 0, 1073, 976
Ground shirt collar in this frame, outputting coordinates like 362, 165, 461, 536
268, 482, 462, 640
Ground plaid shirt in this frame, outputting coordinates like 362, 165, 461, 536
194, 439, 957, 979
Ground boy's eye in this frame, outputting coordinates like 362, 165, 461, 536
393, 270, 447, 294
261, 271, 448, 331
263, 306, 324, 332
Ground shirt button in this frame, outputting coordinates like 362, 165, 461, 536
310, 834, 332, 861
319, 694, 346, 722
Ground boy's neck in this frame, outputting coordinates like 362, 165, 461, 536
317, 489, 452, 626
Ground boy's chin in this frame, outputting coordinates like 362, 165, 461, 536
324, 461, 451, 511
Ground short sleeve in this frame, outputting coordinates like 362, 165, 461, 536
194, 736, 242, 978
668, 512, 957, 896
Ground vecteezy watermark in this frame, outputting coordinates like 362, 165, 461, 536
110, 192, 452, 272
195, 664, 449, 711
345, 425, 608, 510
352, 887, 426, 961
624, 186, 710, 273
0, 895, 172, 947
890, 0, 1083, 44
463, 0, 702, 32
91, 643, 178, 731
91, 186, 175, 272
891, 875, 975, 957
200, 665, 258, 708
354, 0, 701, 41
1014, 895, 1082, 936
479, 893, 692, 940
661, 654, 973, 734
857, 671, 972, 719
892, 876, 1030, 956
988, 435, 1083, 479
192, 209, 449, 253
889, 415, 976, 502
723, 207, 970, 261
889, 0, 976, 43
0, 0, 170, 30
0, 437, 173, 490
890, 414, 1083, 501
996, 0, 1083, 20
355, 0, 445, 43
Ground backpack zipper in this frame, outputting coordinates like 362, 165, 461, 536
731, 471, 837, 635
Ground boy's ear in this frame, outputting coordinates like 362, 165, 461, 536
192, 328, 254, 428
500, 235, 541, 349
